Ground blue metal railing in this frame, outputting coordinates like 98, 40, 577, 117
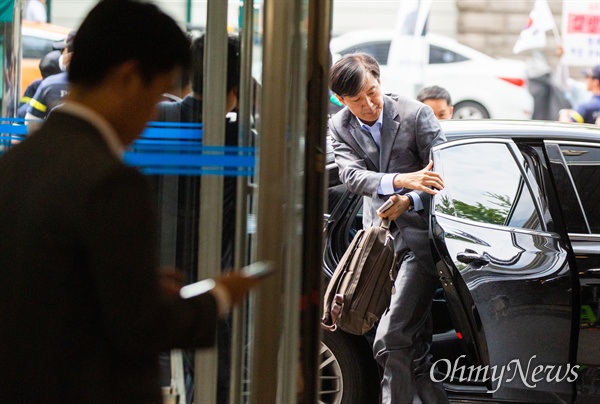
0, 118, 256, 177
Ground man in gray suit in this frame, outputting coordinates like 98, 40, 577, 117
329, 53, 448, 403
0, 1, 257, 403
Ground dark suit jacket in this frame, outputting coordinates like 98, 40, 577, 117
329, 94, 446, 269
156, 96, 238, 278
0, 111, 219, 403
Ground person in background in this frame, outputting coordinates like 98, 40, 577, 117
416, 85, 454, 120
156, 33, 241, 404
24, 30, 76, 130
17, 49, 61, 118
24, 0, 47, 23
329, 53, 448, 404
558, 65, 600, 125
160, 69, 191, 103
0, 1, 259, 403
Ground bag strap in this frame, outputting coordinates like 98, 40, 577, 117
321, 293, 345, 332
380, 218, 390, 230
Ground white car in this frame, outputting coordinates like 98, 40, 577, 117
330, 30, 534, 120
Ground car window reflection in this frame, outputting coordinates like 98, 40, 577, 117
435, 142, 541, 230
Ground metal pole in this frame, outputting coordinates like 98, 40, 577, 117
46, 0, 52, 23
195, 0, 228, 402
186, 0, 191, 28
300, 0, 332, 401
229, 0, 255, 402
277, 0, 306, 402
247, 0, 292, 401
2, 0, 23, 119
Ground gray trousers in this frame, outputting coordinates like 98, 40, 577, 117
373, 253, 449, 404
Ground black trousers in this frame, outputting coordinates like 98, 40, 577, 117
373, 253, 449, 403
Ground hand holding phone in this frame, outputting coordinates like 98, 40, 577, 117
179, 261, 274, 301
239, 261, 274, 280
377, 197, 395, 214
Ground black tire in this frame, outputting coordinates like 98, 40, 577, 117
452, 101, 490, 119
320, 331, 380, 404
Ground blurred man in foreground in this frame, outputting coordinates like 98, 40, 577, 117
0, 1, 258, 403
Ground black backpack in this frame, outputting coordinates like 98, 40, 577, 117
322, 219, 398, 335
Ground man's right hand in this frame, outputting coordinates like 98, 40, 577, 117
214, 272, 261, 306
392, 160, 444, 195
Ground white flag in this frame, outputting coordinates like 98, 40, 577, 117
387, 0, 432, 96
513, 0, 556, 54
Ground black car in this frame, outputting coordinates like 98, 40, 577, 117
319, 120, 600, 404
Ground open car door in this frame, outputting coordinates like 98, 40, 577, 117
430, 138, 576, 402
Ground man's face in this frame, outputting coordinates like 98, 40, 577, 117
422, 98, 453, 120
585, 76, 599, 92
337, 74, 383, 125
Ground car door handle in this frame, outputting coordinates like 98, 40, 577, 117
457, 250, 489, 266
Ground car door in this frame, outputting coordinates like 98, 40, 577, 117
430, 138, 576, 403
544, 140, 600, 402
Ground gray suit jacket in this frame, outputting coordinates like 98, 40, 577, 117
329, 94, 446, 269
0, 111, 219, 403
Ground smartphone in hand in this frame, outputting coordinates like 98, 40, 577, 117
179, 261, 274, 299
240, 261, 274, 280
377, 197, 395, 214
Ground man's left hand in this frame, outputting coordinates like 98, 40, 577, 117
377, 194, 410, 221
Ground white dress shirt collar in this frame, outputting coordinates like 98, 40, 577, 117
355, 104, 384, 131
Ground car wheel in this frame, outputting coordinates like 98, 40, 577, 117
452, 101, 490, 119
320, 330, 380, 404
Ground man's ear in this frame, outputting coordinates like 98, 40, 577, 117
110, 60, 142, 89
335, 94, 346, 106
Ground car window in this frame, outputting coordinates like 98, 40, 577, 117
338, 41, 390, 65
434, 142, 542, 230
559, 144, 600, 233
429, 45, 469, 64
22, 35, 55, 59
545, 143, 588, 233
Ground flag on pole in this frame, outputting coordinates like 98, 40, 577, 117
387, 0, 432, 96
513, 0, 557, 54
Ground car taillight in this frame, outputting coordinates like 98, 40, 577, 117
499, 77, 526, 87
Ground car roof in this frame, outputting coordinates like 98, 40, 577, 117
440, 119, 600, 143
330, 30, 493, 62
21, 21, 72, 40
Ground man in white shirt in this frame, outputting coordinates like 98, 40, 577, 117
24, 0, 47, 23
